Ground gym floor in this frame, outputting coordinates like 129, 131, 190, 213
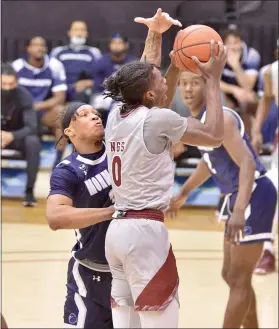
1, 199, 278, 328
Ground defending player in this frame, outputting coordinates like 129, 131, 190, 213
103, 8, 227, 328
167, 70, 277, 328
252, 41, 278, 274
46, 102, 114, 328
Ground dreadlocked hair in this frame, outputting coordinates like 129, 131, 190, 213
102, 60, 155, 114
55, 105, 70, 148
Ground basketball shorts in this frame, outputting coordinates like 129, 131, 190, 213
225, 176, 277, 244
64, 257, 113, 329
105, 217, 179, 312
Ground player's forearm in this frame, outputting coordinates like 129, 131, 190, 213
253, 96, 272, 134
203, 77, 224, 146
179, 159, 211, 197
164, 63, 180, 108
46, 206, 114, 230
140, 29, 162, 67
233, 64, 254, 90
234, 155, 256, 212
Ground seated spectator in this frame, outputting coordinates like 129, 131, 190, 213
12, 36, 67, 167
220, 25, 260, 136
1, 63, 40, 206
92, 33, 136, 123
50, 20, 102, 103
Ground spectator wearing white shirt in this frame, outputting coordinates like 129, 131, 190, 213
12, 36, 67, 166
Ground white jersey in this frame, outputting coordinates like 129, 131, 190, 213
271, 60, 278, 107
105, 104, 187, 211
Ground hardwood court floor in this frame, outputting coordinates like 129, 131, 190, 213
1, 199, 278, 328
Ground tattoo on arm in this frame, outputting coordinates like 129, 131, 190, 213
141, 30, 162, 67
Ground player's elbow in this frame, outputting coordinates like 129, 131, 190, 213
242, 152, 256, 172
206, 135, 223, 148
46, 216, 60, 231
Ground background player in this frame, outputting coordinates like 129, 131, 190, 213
167, 70, 277, 328
103, 8, 227, 328
251, 40, 278, 274
46, 102, 114, 328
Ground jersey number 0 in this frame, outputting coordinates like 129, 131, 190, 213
112, 156, 122, 187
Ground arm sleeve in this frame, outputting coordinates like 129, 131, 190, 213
49, 166, 78, 199
143, 108, 188, 154
12, 88, 38, 140
50, 59, 68, 93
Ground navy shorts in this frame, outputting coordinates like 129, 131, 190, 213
64, 258, 113, 328
225, 176, 277, 244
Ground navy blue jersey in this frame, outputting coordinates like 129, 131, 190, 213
12, 56, 67, 102
221, 42, 260, 91
93, 53, 136, 93
197, 107, 266, 194
49, 143, 113, 264
50, 45, 102, 101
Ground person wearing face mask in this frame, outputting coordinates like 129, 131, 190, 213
51, 21, 102, 104
1, 63, 40, 206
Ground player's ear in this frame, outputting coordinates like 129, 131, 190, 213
145, 90, 155, 102
64, 127, 74, 139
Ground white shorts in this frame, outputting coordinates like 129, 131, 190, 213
105, 217, 179, 312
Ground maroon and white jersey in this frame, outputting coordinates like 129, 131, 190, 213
105, 104, 188, 211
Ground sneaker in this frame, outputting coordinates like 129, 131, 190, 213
254, 250, 276, 275
23, 191, 37, 207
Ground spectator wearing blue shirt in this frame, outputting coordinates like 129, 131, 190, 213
220, 26, 260, 136
12, 36, 67, 166
51, 21, 102, 103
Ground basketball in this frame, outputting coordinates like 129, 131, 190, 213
173, 25, 223, 74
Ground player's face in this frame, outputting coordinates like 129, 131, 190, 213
27, 37, 47, 60
224, 35, 242, 54
68, 105, 104, 142
179, 71, 205, 112
68, 21, 88, 39
146, 67, 168, 108
109, 38, 128, 56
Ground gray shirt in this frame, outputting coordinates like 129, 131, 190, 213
143, 107, 188, 154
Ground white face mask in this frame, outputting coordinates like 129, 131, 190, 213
70, 37, 86, 46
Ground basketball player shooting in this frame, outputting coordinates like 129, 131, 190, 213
167, 68, 277, 328
46, 102, 115, 328
103, 8, 227, 328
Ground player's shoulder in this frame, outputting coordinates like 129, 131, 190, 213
49, 56, 64, 70
50, 46, 69, 58
85, 46, 102, 59
12, 58, 25, 72
52, 153, 80, 178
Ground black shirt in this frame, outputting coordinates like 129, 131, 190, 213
1, 86, 38, 140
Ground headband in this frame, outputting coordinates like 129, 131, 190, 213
62, 102, 86, 130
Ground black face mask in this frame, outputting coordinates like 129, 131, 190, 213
1, 88, 17, 103
111, 50, 126, 58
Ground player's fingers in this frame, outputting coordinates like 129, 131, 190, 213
134, 17, 149, 24
220, 45, 228, 63
209, 40, 216, 60
155, 8, 162, 16
217, 41, 224, 59
235, 230, 240, 245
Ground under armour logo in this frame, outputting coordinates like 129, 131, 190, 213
93, 275, 101, 282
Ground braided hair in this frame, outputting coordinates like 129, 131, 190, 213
102, 60, 156, 114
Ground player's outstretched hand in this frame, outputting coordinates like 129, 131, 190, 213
191, 40, 227, 80
251, 131, 263, 155
134, 8, 182, 34
225, 209, 245, 245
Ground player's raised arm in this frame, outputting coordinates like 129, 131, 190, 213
135, 8, 181, 66
180, 41, 227, 147
164, 51, 181, 108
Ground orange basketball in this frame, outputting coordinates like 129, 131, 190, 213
173, 25, 223, 74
